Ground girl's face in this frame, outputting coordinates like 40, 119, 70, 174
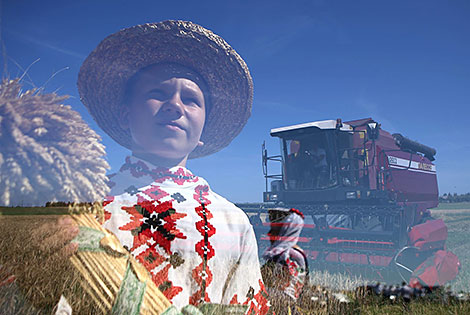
120, 65, 206, 162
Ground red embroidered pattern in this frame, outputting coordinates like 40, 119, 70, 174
156, 167, 199, 186
136, 247, 166, 271
102, 196, 114, 222
189, 185, 215, 306
135, 247, 182, 300
141, 185, 169, 202
193, 185, 211, 204
230, 294, 239, 305
103, 196, 114, 207
290, 208, 304, 219
286, 257, 299, 277
244, 280, 270, 315
195, 239, 215, 260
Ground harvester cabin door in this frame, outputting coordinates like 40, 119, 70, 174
336, 131, 358, 187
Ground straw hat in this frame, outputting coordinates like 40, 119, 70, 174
78, 20, 253, 158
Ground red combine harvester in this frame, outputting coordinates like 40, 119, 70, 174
242, 118, 460, 286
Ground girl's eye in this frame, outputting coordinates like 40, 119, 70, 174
147, 89, 166, 100
182, 97, 200, 106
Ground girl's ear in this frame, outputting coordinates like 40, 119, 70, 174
119, 105, 130, 130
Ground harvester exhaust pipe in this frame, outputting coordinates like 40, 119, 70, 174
392, 133, 437, 161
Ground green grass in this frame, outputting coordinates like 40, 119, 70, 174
432, 202, 470, 210
0, 207, 69, 216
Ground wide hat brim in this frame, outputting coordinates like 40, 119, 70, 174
78, 20, 253, 159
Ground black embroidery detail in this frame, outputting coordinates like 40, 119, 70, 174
145, 251, 157, 264
141, 206, 177, 241
246, 286, 255, 299
159, 281, 172, 292
134, 204, 145, 215
168, 252, 185, 268
131, 228, 140, 236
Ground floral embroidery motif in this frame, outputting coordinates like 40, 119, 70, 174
120, 200, 187, 254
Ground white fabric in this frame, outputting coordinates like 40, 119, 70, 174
103, 156, 268, 312
262, 212, 304, 263
55, 295, 73, 315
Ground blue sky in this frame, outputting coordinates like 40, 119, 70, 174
2, 0, 469, 202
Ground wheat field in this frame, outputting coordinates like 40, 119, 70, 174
1, 206, 469, 314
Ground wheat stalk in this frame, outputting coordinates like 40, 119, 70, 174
66, 202, 172, 314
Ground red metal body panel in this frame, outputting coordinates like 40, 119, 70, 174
408, 219, 447, 251
410, 250, 460, 288
375, 130, 439, 209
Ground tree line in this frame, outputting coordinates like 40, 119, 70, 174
439, 192, 470, 203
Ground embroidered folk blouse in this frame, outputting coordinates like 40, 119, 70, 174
103, 156, 269, 313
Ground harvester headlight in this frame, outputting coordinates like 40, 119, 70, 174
346, 191, 357, 199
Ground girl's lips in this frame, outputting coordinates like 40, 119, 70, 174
163, 124, 183, 131
157, 121, 185, 131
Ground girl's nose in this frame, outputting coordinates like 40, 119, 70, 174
162, 92, 184, 117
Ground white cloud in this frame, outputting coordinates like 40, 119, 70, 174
6, 29, 85, 60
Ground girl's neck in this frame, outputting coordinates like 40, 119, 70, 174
132, 152, 188, 169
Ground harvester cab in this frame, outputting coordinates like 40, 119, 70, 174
263, 118, 376, 203
258, 117, 460, 286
